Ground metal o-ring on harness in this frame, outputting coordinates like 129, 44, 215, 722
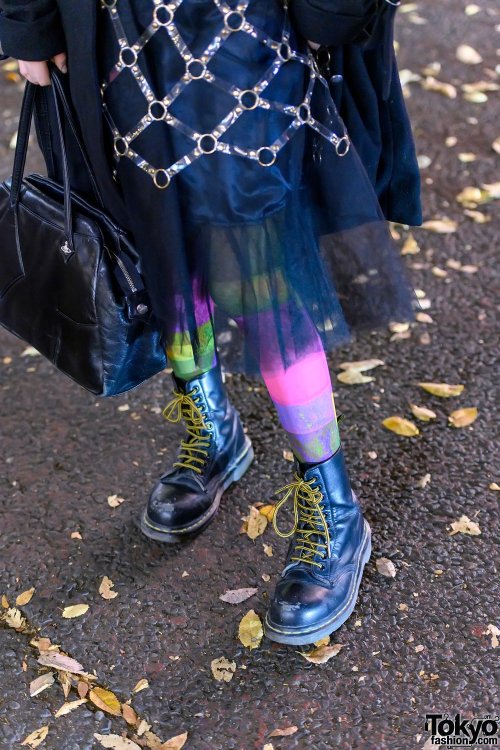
113, 136, 128, 157
153, 4, 173, 25
239, 90, 259, 110
148, 100, 167, 120
119, 46, 138, 68
257, 147, 276, 167
198, 134, 218, 155
224, 10, 245, 31
153, 168, 170, 189
334, 135, 350, 157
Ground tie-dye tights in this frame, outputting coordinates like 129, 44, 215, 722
165, 274, 340, 465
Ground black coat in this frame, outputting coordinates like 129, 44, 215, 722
0, 0, 422, 229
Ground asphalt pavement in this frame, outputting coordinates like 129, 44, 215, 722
1, 1, 499, 748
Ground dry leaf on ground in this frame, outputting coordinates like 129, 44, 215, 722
420, 218, 458, 232
159, 731, 188, 749
337, 369, 374, 385
485, 624, 499, 648
37, 652, 85, 675
269, 726, 298, 737
259, 504, 276, 522
418, 382, 464, 397
89, 687, 122, 716
121, 704, 137, 725
107, 494, 126, 508
219, 588, 258, 605
401, 234, 420, 255
299, 643, 344, 664
21, 726, 49, 748
245, 505, 268, 540
238, 609, 263, 650
62, 604, 89, 619
29, 672, 55, 697
4, 607, 28, 631
94, 735, 141, 750
456, 44, 482, 64
382, 417, 419, 437
338, 359, 384, 372
16, 588, 35, 606
54, 699, 87, 718
410, 404, 437, 422
448, 407, 478, 428
421, 77, 457, 99
132, 678, 149, 693
376, 557, 397, 577
99, 576, 119, 600
210, 656, 237, 682
449, 515, 481, 536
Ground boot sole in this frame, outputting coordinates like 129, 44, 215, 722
139, 437, 254, 543
264, 520, 372, 646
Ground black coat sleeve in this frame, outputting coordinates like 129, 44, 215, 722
290, 0, 381, 48
0, 0, 66, 60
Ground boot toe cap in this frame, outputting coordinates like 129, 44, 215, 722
146, 479, 213, 532
266, 572, 353, 636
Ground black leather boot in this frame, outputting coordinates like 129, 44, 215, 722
140, 362, 254, 542
264, 446, 371, 645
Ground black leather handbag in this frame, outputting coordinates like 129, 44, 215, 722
290, 0, 388, 48
0, 67, 168, 396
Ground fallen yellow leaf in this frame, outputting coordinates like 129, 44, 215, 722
54, 699, 87, 718
421, 77, 457, 99
418, 382, 464, 397
89, 686, 121, 716
338, 358, 384, 372
107, 494, 126, 508
448, 407, 478, 428
29, 672, 55, 697
420, 218, 458, 233
132, 678, 149, 693
1, 594, 8, 608
485, 624, 499, 648
238, 609, 263, 650
94, 735, 141, 750
210, 656, 236, 682
299, 643, 344, 664
21, 726, 49, 748
259, 504, 276, 522
337, 369, 374, 385
3, 607, 27, 631
409, 404, 437, 422
99, 576, 118, 600
382, 417, 419, 437
245, 505, 268, 540
401, 233, 420, 255
62, 604, 89, 619
456, 44, 482, 64
160, 731, 188, 749
16, 587, 35, 606
269, 726, 298, 737
449, 515, 481, 536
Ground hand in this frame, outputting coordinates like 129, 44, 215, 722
18, 52, 67, 86
307, 40, 321, 50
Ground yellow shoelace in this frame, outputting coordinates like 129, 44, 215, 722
272, 473, 331, 569
162, 389, 212, 474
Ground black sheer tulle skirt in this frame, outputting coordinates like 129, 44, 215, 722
96, 0, 418, 376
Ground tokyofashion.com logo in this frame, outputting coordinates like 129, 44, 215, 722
425, 714, 499, 746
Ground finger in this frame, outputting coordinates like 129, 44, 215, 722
51, 51, 68, 74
